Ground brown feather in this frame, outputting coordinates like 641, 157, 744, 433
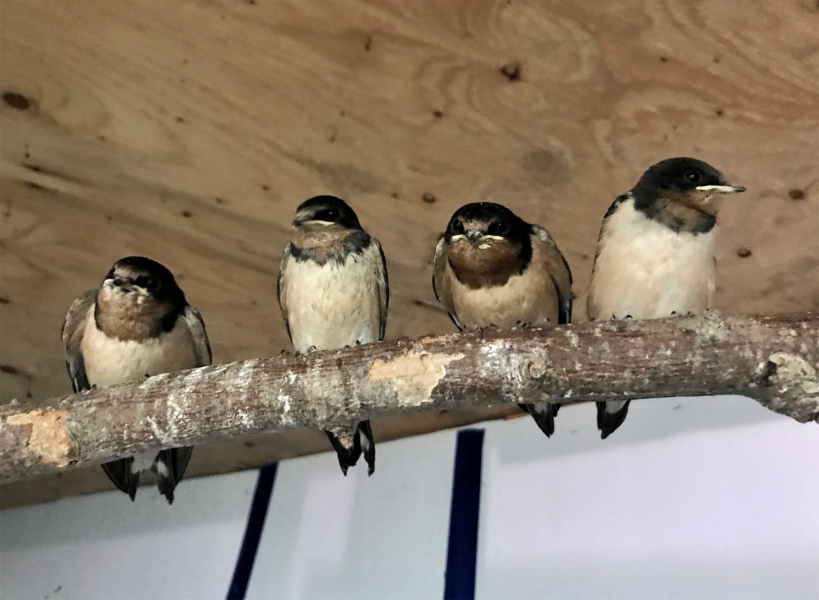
434, 230, 569, 329
95, 286, 180, 342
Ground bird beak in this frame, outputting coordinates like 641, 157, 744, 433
108, 277, 135, 292
696, 184, 746, 194
293, 214, 334, 227
466, 230, 483, 242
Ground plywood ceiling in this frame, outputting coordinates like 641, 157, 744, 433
1, 0, 817, 507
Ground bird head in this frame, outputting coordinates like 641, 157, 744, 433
634, 157, 745, 218
444, 202, 532, 282
292, 195, 362, 231
101, 256, 184, 309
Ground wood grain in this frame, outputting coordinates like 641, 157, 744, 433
1, 0, 817, 504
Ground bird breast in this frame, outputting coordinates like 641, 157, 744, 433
81, 309, 199, 388
283, 251, 381, 352
447, 242, 559, 328
588, 199, 717, 320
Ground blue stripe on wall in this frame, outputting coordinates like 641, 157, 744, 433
444, 429, 486, 600
227, 462, 279, 600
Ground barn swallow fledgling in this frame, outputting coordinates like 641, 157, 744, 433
432, 202, 573, 438
277, 196, 388, 476
62, 256, 212, 503
587, 157, 745, 439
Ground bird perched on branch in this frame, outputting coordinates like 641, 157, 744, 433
587, 157, 746, 438
277, 195, 388, 476
61, 256, 211, 503
432, 202, 573, 438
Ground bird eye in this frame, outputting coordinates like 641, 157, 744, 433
451, 219, 464, 234
489, 220, 509, 236
136, 276, 160, 291
685, 170, 702, 183
313, 208, 340, 222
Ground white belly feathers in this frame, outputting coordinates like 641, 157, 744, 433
81, 310, 199, 388
283, 253, 381, 352
589, 200, 716, 320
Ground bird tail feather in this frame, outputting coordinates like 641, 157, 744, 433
596, 400, 630, 439
326, 430, 358, 476
155, 447, 194, 505
326, 421, 376, 476
101, 457, 139, 501
356, 420, 376, 476
519, 402, 560, 438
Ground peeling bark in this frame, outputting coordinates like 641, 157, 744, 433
5, 409, 78, 468
1, 312, 817, 483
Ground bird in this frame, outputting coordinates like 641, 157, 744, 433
587, 157, 746, 439
432, 202, 573, 438
61, 256, 212, 503
277, 195, 388, 476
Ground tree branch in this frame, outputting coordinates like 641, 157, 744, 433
1, 312, 817, 483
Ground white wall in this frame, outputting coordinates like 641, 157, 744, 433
2, 395, 818, 600
0, 469, 257, 600
477, 398, 819, 600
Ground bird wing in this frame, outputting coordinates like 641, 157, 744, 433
531, 225, 573, 325
182, 305, 212, 367
61, 289, 97, 392
159, 305, 209, 503
432, 236, 463, 330
587, 193, 630, 321
277, 242, 293, 342
373, 238, 389, 341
